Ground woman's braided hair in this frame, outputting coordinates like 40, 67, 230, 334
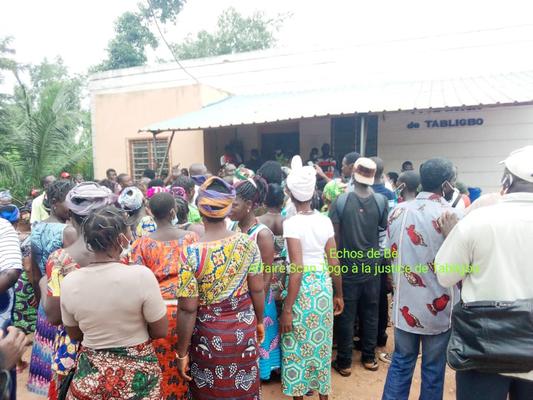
44, 180, 75, 210
82, 206, 127, 252
175, 196, 189, 224
235, 175, 268, 208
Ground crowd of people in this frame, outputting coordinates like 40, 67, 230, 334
0, 143, 532, 400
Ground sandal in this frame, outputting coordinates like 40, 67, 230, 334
332, 360, 352, 377
362, 359, 379, 371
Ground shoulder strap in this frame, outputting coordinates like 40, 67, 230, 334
373, 193, 387, 221
335, 192, 350, 217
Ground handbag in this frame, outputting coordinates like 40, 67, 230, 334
447, 299, 533, 373
58, 368, 76, 400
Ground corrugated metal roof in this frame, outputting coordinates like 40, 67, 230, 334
141, 71, 533, 133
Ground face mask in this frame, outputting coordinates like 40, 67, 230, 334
501, 173, 513, 195
395, 183, 406, 198
442, 181, 458, 202
171, 216, 179, 226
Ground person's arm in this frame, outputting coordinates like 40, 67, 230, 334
247, 243, 265, 342
42, 255, 62, 325
0, 327, 28, 370
280, 237, 304, 334
256, 229, 274, 294
314, 164, 331, 183
325, 237, 344, 316
328, 198, 342, 249
141, 269, 168, 339
435, 216, 470, 288
147, 315, 168, 339
0, 270, 20, 294
30, 242, 42, 303
176, 296, 198, 381
64, 325, 83, 342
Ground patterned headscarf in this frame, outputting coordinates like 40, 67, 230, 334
323, 179, 346, 203
170, 186, 188, 201
118, 186, 144, 212
0, 204, 20, 223
146, 186, 169, 199
197, 176, 236, 219
65, 182, 114, 216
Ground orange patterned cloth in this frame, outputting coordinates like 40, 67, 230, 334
131, 233, 199, 399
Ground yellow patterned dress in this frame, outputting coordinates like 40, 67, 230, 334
178, 233, 262, 400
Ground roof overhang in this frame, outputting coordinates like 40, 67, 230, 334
139, 72, 533, 134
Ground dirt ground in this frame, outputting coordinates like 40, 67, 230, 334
16, 327, 456, 400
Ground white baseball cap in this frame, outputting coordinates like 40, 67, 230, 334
500, 146, 533, 183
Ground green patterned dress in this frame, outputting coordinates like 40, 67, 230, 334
281, 272, 333, 396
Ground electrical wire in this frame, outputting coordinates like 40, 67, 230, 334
145, 0, 200, 84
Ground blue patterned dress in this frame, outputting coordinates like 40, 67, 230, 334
229, 221, 281, 380
28, 222, 65, 396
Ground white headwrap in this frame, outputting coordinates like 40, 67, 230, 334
286, 155, 316, 202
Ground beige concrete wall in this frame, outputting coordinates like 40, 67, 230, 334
377, 105, 533, 193
91, 84, 227, 179
300, 118, 331, 159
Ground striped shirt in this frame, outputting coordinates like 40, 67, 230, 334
0, 218, 22, 325
0, 219, 22, 272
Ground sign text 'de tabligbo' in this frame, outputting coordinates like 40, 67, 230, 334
407, 118, 484, 129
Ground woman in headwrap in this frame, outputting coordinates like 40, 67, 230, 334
131, 192, 199, 400
229, 177, 280, 381
28, 180, 76, 396
118, 186, 156, 240
176, 177, 265, 400
280, 156, 344, 400
41, 181, 114, 400
321, 179, 346, 215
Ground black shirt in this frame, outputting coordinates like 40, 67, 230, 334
329, 192, 388, 282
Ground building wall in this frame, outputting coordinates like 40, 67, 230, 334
91, 84, 226, 179
377, 105, 533, 193
300, 118, 332, 160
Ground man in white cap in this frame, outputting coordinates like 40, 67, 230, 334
330, 157, 389, 375
435, 146, 533, 400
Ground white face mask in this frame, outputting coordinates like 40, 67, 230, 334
118, 234, 132, 259
171, 216, 179, 226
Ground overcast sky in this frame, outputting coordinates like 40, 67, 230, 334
1, 0, 533, 82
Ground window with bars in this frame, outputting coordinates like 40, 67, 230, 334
129, 139, 169, 180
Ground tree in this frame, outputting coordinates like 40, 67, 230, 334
0, 37, 18, 182
95, 0, 186, 72
172, 8, 282, 60
0, 54, 93, 198
95, 12, 158, 71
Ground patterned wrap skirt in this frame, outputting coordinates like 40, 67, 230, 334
66, 341, 161, 400
281, 271, 334, 396
188, 293, 260, 400
258, 288, 281, 380
154, 304, 188, 399
13, 271, 37, 334
27, 304, 57, 395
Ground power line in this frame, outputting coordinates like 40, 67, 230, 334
145, 0, 200, 84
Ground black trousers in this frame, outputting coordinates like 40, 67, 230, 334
335, 277, 380, 368
456, 370, 533, 400
377, 272, 389, 346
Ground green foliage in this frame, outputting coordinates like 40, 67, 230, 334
139, 0, 185, 24
0, 43, 93, 201
95, 12, 158, 71
95, 0, 186, 72
173, 8, 281, 60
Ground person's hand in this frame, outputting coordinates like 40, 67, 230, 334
438, 211, 459, 237
176, 353, 192, 382
256, 322, 265, 344
314, 164, 327, 179
171, 164, 181, 178
279, 308, 293, 334
0, 326, 28, 370
333, 295, 344, 316
385, 274, 394, 294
